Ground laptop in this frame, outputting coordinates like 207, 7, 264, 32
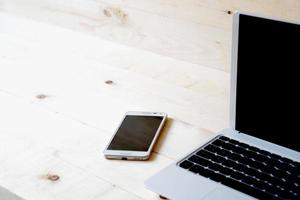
145, 12, 300, 200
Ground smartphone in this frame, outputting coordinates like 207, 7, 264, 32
104, 111, 167, 160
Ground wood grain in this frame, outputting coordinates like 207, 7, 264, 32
1, 0, 299, 71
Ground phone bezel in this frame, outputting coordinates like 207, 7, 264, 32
103, 111, 167, 160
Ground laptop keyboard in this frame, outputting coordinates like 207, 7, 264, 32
178, 135, 300, 200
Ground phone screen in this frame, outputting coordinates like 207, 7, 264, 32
107, 115, 164, 151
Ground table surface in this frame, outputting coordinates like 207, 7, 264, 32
0, 2, 299, 199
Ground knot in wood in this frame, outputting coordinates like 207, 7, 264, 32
36, 94, 48, 99
47, 174, 60, 181
105, 80, 114, 85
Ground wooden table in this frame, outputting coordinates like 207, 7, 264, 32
0, 1, 299, 199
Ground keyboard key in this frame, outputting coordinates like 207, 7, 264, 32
198, 168, 215, 179
209, 154, 227, 164
214, 148, 229, 157
279, 157, 293, 163
268, 177, 290, 190
274, 160, 291, 170
196, 149, 215, 160
245, 150, 259, 159
249, 160, 267, 171
277, 188, 295, 200
204, 144, 218, 153
208, 171, 224, 183
189, 164, 204, 174
221, 142, 236, 152
239, 142, 250, 149
272, 168, 291, 180
208, 162, 223, 172
223, 159, 240, 169
219, 136, 230, 141
226, 152, 241, 161
237, 156, 252, 166
291, 161, 300, 168
212, 139, 225, 147
258, 149, 272, 157
290, 176, 300, 187
179, 160, 194, 169
248, 146, 260, 152
188, 155, 211, 167
233, 146, 248, 155
240, 165, 254, 175
254, 171, 274, 183
219, 166, 235, 176
229, 139, 241, 146
231, 171, 245, 181
252, 153, 268, 163
270, 153, 283, 162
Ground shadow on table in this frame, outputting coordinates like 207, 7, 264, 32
148, 117, 173, 162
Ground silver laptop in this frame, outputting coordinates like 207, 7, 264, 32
145, 12, 300, 200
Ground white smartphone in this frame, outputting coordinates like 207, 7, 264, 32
103, 111, 167, 160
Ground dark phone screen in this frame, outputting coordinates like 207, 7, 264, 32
235, 14, 300, 152
107, 115, 164, 151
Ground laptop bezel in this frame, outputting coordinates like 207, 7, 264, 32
229, 12, 240, 131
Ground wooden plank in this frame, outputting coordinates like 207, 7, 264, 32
0, 0, 299, 71
0, 12, 229, 132
0, 0, 229, 71
2, 0, 299, 30
0, 12, 231, 98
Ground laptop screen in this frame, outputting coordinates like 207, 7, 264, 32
235, 14, 300, 152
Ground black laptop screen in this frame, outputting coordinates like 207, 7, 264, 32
235, 14, 300, 152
